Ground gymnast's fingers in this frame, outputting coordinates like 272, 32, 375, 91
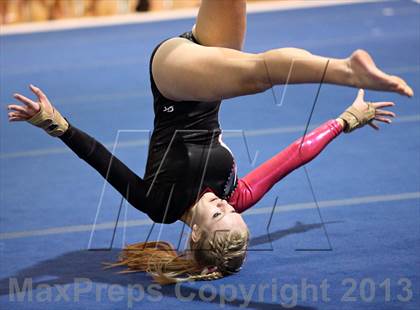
13, 93, 39, 111
8, 111, 29, 121
7, 104, 30, 115
372, 101, 395, 109
374, 116, 392, 124
29, 84, 47, 102
368, 121, 380, 130
8, 117, 27, 122
375, 109, 396, 118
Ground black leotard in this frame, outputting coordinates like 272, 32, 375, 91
59, 31, 344, 224
60, 31, 237, 224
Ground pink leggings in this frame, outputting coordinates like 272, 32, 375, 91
228, 119, 343, 213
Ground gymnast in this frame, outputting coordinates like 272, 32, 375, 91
7, 0, 412, 285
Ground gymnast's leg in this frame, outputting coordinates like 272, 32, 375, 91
152, 40, 413, 103
192, 0, 246, 50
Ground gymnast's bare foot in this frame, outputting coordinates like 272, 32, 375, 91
348, 49, 413, 97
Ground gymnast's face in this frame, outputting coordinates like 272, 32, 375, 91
192, 192, 248, 239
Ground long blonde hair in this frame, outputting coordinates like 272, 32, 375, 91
105, 229, 249, 285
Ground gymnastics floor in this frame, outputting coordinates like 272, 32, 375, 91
0, 0, 419, 309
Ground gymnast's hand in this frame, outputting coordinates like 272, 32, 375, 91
8, 84, 68, 137
7, 84, 53, 121
338, 89, 396, 133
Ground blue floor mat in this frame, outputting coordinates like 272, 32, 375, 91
0, 0, 419, 309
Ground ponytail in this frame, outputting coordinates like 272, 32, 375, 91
105, 229, 249, 285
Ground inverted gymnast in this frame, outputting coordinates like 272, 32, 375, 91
8, 0, 412, 285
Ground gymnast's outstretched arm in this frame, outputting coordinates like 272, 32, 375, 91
8, 85, 150, 214
59, 123, 149, 213
228, 90, 396, 213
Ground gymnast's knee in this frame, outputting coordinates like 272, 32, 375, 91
245, 49, 314, 94
238, 54, 274, 95
266, 47, 313, 59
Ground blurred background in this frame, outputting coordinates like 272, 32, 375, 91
0, 0, 276, 24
